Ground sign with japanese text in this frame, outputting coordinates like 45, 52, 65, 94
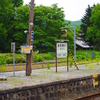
21, 45, 32, 54
57, 43, 67, 58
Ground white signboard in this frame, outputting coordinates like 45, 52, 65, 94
11, 42, 15, 52
21, 45, 32, 54
57, 43, 67, 58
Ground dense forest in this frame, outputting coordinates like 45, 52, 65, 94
0, 0, 100, 53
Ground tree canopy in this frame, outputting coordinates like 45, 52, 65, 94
80, 5, 94, 48
33, 4, 65, 52
0, 1, 75, 53
14, 5, 30, 50
87, 3, 100, 50
11, 0, 23, 7
0, 2, 67, 53
80, 3, 100, 50
0, 0, 14, 52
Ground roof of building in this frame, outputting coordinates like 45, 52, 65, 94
76, 40, 91, 48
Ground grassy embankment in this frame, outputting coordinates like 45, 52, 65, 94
0, 50, 100, 72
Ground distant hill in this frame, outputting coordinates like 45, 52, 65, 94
65, 20, 82, 28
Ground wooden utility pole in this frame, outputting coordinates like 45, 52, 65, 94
26, 0, 34, 76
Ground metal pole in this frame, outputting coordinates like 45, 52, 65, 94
67, 41, 69, 71
26, 0, 34, 76
74, 26, 76, 63
70, 26, 76, 63
56, 41, 57, 72
13, 51, 15, 76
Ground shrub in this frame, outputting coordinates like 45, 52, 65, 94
0, 55, 7, 65
20, 56, 26, 63
42, 53, 52, 60
69, 60, 73, 67
33, 54, 39, 62
76, 55, 85, 61
0, 65, 6, 72
38, 56, 43, 62
33, 54, 44, 62
6, 57, 13, 64
15, 56, 26, 63
47, 62, 50, 69
96, 57, 99, 65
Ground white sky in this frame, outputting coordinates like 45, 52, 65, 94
23, 0, 100, 21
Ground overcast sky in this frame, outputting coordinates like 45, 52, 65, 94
23, 0, 100, 21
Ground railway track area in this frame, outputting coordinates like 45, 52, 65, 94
75, 92, 100, 100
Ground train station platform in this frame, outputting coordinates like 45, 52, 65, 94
0, 63, 100, 100
0, 62, 100, 89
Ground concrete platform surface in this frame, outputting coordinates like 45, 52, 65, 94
0, 63, 100, 89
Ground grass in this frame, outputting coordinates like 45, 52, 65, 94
47, 62, 50, 69
0, 65, 7, 72
0, 62, 62, 72
0, 50, 100, 72
0, 59, 99, 72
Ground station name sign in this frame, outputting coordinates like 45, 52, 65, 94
57, 43, 67, 58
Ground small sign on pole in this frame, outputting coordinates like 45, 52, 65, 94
11, 43, 15, 52
21, 45, 32, 54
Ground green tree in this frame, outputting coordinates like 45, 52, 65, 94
66, 30, 74, 54
80, 5, 94, 48
11, 0, 23, 7
0, 2, 74, 53
13, 5, 30, 50
0, 0, 14, 52
87, 3, 100, 50
34, 4, 65, 52
0, 24, 7, 52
